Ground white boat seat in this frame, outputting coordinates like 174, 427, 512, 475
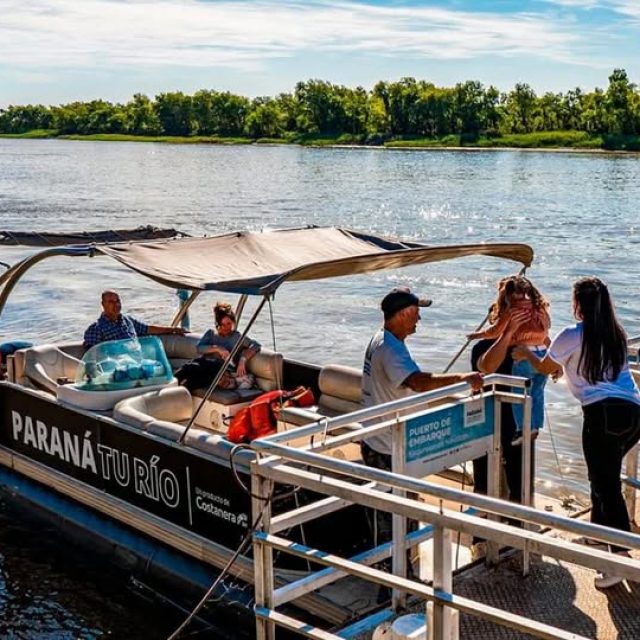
57, 379, 177, 411
157, 335, 284, 392
157, 334, 200, 371
114, 386, 193, 433
280, 364, 362, 426
246, 349, 283, 391
190, 349, 284, 403
22, 345, 82, 394
113, 386, 254, 461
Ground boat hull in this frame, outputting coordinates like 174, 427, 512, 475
0, 383, 372, 627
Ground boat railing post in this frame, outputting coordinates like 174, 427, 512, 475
486, 389, 501, 565
391, 412, 408, 611
429, 524, 455, 640
252, 460, 275, 640
521, 390, 533, 576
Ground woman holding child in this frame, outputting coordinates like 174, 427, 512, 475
513, 276, 640, 589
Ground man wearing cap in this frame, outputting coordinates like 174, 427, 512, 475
360, 286, 483, 588
361, 286, 484, 466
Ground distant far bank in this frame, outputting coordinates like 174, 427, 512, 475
2, 129, 640, 152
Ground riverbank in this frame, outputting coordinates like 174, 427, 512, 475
2, 129, 640, 152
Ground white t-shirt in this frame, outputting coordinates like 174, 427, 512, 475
549, 322, 640, 406
361, 328, 420, 455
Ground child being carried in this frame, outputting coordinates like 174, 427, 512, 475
468, 275, 551, 445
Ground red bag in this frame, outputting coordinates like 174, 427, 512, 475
287, 385, 315, 408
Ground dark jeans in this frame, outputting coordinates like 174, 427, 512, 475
472, 415, 535, 544
361, 441, 394, 545
360, 441, 418, 571
473, 412, 534, 503
582, 399, 640, 551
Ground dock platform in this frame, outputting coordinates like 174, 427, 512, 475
454, 546, 640, 640
364, 509, 640, 640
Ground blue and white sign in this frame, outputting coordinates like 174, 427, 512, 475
401, 396, 495, 477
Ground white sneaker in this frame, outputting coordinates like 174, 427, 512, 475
511, 430, 539, 447
594, 572, 623, 589
470, 541, 487, 561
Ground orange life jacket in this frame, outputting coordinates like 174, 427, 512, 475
227, 386, 315, 444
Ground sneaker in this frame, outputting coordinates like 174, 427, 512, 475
573, 536, 607, 548
594, 572, 623, 589
470, 541, 487, 561
511, 430, 539, 447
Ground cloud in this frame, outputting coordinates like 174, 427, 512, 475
543, 0, 640, 17
0, 0, 596, 73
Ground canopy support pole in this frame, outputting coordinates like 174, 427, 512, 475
235, 294, 249, 324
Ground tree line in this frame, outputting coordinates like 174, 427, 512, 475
1, 69, 639, 142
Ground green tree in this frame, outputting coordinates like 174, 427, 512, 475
452, 81, 485, 135
536, 92, 562, 131
605, 68, 637, 134
502, 83, 538, 133
154, 92, 194, 136
482, 86, 502, 135
295, 80, 347, 134
124, 94, 161, 135
244, 98, 286, 138
413, 86, 453, 137
0, 104, 53, 133
580, 89, 607, 134
341, 86, 369, 135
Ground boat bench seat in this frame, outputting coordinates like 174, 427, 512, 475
280, 364, 362, 427
11, 338, 283, 426
19, 344, 82, 394
158, 335, 283, 400
188, 349, 284, 429
113, 386, 255, 464
113, 385, 192, 436
158, 333, 200, 371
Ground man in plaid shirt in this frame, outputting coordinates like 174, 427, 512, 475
83, 290, 186, 349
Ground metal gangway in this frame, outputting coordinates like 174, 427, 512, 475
250, 374, 640, 640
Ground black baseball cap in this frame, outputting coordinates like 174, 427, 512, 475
381, 286, 432, 318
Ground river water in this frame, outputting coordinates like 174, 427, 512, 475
0, 138, 639, 637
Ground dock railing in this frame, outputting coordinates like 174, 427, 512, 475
624, 338, 640, 519
250, 374, 640, 640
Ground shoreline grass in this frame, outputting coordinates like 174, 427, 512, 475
2, 130, 639, 152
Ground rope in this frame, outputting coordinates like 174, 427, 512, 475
166, 492, 273, 640
543, 408, 590, 510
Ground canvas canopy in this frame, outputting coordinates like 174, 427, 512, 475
96, 227, 533, 296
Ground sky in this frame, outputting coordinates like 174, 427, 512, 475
1, 0, 639, 107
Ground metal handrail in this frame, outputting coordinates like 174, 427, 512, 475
263, 373, 525, 446
252, 437, 640, 640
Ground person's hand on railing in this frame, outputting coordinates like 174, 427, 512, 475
463, 371, 484, 393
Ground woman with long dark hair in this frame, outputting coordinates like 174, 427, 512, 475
514, 276, 640, 589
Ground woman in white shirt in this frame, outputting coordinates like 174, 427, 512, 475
514, 276, 640, 589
